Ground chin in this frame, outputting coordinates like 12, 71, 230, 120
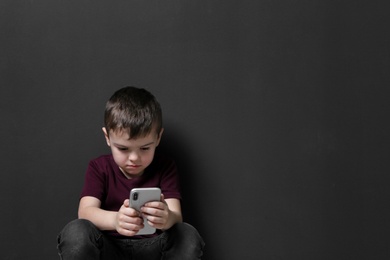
126, 169, 144, 176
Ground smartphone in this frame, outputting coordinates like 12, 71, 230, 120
129, 187, 161, 235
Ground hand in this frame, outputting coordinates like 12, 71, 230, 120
141, 194, 170, 230
115, 199, 144, 236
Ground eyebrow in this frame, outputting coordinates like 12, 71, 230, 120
140, 142, 155, 147
113, 141, 155, 148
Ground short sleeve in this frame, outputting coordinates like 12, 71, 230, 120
80, 159, 107, 200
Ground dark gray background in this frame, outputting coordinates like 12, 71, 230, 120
1, 0, 390, 259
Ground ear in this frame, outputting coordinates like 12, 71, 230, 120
156, 128, 164, 147
102, 127, 111, 147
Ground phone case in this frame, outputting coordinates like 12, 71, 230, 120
129, 187, 161, 235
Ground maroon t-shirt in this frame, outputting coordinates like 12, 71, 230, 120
80, 151, 181, 237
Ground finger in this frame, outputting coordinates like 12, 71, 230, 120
145, 215, 164, 225
120, 207, 142, 219
118, 228, 139, 237
141, 206, 167, 221
118, 221, 144, 236
121, 219, 144, 229
118, 215, 144, 229
128, 216, 144, 225
144, 200, 166, 209
123, 199, 130, 207
127, 207, 142, 217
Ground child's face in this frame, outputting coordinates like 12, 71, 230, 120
102, 127, 163, 178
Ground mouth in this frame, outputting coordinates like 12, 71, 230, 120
126, 165, 141, 168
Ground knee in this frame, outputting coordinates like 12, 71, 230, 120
171, 223, 201, 239
58, 219, 100, 247
57, 219, 102, 258
167, 222, 205, 253
59, 219, 93, 238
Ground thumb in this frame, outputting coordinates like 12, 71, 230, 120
123, 199, 130, 207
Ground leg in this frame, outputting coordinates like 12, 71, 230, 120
124, 236, 163, 260
161, 223, 205, 260
57, 219, 126, 260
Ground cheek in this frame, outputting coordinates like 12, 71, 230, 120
112, 151, 128, 163
144, 151, 156, 163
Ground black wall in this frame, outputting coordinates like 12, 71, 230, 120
1, 1, 390, 259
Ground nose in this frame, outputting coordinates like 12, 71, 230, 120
128, 151, 139, 162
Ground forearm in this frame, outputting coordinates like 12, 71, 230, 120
78, 206, 117, 231
163, 208, 183, 230
161, 198, 183, 230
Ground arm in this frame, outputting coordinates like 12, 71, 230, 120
78, 196, 116, 230
141, 195, 183, 231
78, 196, 144, 236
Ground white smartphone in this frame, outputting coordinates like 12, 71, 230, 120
129, 187, 161, 235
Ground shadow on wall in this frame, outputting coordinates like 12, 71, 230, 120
159, 123, 203, 230
157, 122, 213, 259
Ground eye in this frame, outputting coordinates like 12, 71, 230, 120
140, 147, 150, 151
117, 147, 128, 151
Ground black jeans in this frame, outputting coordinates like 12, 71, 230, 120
57, 219, 205, 260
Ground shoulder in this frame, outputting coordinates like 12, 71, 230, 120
149, 151, 177, 171
141, 151, 179, 184
88, 154, 115, 166
147, 151, 181, 199
86, 154, 117, 174
152, 150, 174, 163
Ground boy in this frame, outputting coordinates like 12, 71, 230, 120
57, 87, 204, 260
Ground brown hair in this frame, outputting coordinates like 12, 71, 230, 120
104, 86, 162, 139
